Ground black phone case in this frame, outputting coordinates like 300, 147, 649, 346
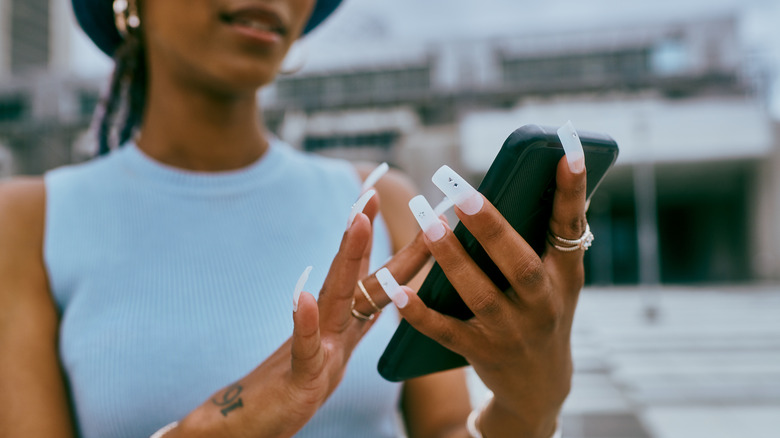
378, 124, 619, 382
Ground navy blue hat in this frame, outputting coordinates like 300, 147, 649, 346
72, 0, 343, 56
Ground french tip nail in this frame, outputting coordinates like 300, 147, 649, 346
571, 157, 586, 174
557, 120, 585, 174
431, 165, 483, 215
377, 268, 411, 309
409, 195, 446, 241
361, 162, 389, 192
293, 266, 313, 312
376, 267, 401, 301
392, 290, 409, 309
347, 189, 376, 229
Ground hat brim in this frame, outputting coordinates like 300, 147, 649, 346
72, 0, 343, 57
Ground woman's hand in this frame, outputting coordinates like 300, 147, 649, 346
388, 156, 588, 438
171, 196, 430, 438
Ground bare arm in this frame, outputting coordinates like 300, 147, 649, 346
0, 178, 75, 437
401, 369, 472, 438
0, 168, 439, 438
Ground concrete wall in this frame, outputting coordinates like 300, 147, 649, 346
0, 0, 10, 79
752, 122, 780, 281
49, 0, 73, 74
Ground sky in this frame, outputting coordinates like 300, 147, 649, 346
68, 0, 780, 117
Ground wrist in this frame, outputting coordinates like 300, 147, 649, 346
472, 392, 561, 438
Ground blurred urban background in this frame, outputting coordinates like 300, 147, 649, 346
1, 0, 779, 437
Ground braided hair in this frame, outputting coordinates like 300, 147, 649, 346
95, 9, 146, 155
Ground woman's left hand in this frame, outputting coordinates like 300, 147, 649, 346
392, 156, 588, 438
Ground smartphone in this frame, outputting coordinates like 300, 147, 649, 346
378, 123, 619, 382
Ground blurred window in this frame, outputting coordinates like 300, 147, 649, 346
501, 48, 653, 88
303, 131, 398, 152
651, 38, 689, 76
276, 66, 431, 107
10, 0, 50, 74
0, 95, 27, 122
79, 90, 101, 118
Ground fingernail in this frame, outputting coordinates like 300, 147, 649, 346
557, 120, 585, 174
409, 195, 446, 242
377, 268, 409, 309
432, 165, 483, 215
293, 266, 313, 312
392, 290, 409, 309
433, 196, 455, 217
347, 189, 376, 229
361, 162, 389, 192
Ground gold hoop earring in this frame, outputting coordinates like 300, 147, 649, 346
113, 0, 140, 37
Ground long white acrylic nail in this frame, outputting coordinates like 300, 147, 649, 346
376, 268, 408, 309
432, 165, 484, 215
347, 189, 376, 229
361, 162, 389, 192
557, 120, 585, 174
293, 266, 313, 312
433, 196, 455, 217
409, 195, 446, 242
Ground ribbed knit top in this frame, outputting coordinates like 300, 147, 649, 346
44, 140, 401, 438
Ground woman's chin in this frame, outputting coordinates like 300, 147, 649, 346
217, 63, 282, 92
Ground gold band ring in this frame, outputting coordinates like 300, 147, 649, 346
350, 298, 375, 321
357, 279, 382, 313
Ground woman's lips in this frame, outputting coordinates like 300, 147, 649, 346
219, 8, 287, 44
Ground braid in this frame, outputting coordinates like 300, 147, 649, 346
96, 10, 147, 155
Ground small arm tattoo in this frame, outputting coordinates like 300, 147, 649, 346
211, 383, 244, 417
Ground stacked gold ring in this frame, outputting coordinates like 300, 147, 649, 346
351, 279, 381, 321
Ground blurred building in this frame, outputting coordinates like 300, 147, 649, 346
0, 0, 93, 176
1, 8, 779, 285
264, 14, 779, 285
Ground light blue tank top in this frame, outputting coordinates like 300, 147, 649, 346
44, 140, 402, 438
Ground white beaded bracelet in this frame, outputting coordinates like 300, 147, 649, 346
466, 392, 562, 438
150, 421, 179, 438
466, 404, 486, 438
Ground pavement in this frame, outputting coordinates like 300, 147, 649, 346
468, 284, 780, 438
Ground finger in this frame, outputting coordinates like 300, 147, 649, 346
290, 291, 324, 380
357, 193, 380, 277
546, 154, 588, 270
431, 166, 548, 299
351, 231, 431, 315
549, 121, 588, 240
318, 213, 372, 333
408, 195, 511, 322
389, 286, 475, 358
347, 192, 380, 320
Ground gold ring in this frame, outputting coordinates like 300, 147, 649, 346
357, 279, 382, 313
350, 298, 375, 321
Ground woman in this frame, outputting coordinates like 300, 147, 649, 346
0, 0, 590, 437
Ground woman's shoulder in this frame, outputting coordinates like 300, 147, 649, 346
0, 177, 46, 231
0, 176, 48, 303
0, 177, 46, 265
0, 177, 69, 436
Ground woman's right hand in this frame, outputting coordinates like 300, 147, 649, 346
169, 198, 430, 438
